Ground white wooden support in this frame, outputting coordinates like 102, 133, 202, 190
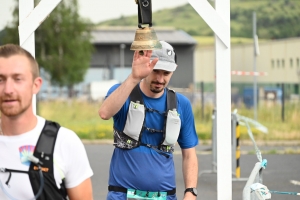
188, 0, 232, 199
215, 0, 231, 199
19, 0, 62, 114
19, 0, 35, 56
188, 0, 230, 48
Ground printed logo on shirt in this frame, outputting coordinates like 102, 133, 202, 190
19, 145, 35, 166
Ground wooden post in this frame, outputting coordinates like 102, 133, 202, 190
188, 0, 231, 199
19, 0, 62, 114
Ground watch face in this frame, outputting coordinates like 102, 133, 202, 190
185, 188, 198, 196
192, 188, 198, 195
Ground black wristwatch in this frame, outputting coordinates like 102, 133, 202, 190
184, 187, 197, 196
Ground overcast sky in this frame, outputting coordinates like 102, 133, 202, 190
0, 0, 189, 30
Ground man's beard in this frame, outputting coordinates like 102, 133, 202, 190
0, 97, 29, 117
150, 81, 165, 93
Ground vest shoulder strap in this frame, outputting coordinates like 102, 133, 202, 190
32, 120, 60, 167
166, 88, 177, 110
129, 85, 177, 110
29, 120, 66, 200
129, 84, 143, 104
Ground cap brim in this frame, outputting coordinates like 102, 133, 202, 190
153, 60, 177, 72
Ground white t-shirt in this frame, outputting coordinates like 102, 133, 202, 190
0, 116, 93, 200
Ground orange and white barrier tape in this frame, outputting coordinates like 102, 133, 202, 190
231, 71, 268, 76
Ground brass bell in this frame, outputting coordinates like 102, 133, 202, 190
130, 27, 162, 53
130, 0, 162, 55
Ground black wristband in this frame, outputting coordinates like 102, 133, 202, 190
184, 187, 197, 196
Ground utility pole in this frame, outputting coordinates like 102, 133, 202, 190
201, 81, 204, 119
297, 67, 300, 96
281, 83, 285, 122
253, 12, 259, 121
120, 43, 126, 68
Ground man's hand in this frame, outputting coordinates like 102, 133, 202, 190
131, 50, 159, 81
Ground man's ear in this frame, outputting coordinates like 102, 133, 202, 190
33, 77, 43, 94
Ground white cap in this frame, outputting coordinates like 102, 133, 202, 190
151, 41, 177, 72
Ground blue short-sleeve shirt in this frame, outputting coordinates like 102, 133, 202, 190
106, 83, 198, 200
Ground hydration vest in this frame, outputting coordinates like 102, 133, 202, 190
2, 120, 67, 200
113, 85, 181, 156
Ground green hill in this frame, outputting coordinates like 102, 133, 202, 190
98, 0, 300, 40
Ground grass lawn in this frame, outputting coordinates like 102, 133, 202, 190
38, 100, 300, 142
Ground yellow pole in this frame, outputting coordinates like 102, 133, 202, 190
236, 121, 241, 178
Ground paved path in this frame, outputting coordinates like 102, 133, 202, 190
86, 143, 300, 200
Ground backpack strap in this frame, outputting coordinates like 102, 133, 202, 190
29, 120, 67, 200
30, 120, 60, 173
167, 88, 177, 111
129, 85, 177, 152
130, 84, 144, 104
130, 85, 177, 109
160, 88, 177, 148
127, 84, 145, 143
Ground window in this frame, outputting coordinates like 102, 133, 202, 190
271, 59, 275, 68
290, 58, 293, 68
277, 59, 280, 68
297, 58, 300, 68
282, 59, 285, 68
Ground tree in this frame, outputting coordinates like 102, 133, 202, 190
3, 0, 94, 97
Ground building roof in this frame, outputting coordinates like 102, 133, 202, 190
91, 26, 197, 45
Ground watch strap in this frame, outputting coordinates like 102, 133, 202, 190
184, 187, 197, 196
